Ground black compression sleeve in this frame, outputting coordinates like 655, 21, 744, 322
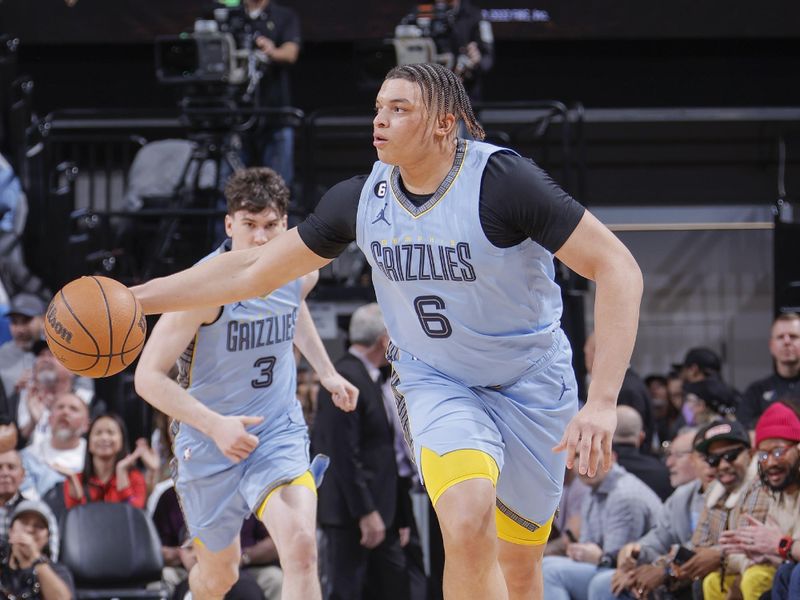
296, 176, 365, 259
479, 152, 586, 253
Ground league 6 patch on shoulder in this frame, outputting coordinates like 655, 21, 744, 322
374, 180, 387, 198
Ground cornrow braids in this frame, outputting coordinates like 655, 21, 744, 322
385, 63, 485, 141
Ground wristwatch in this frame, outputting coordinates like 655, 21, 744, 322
31, 555, 50, 569
778, 535, 795, 560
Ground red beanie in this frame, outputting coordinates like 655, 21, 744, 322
755, 403, 800, 447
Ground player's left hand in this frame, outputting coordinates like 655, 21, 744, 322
321, 373, 359, 412
553, 400, 616, 476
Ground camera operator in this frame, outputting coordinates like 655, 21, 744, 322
217, 0, 301, 187
413, 0, 494, 101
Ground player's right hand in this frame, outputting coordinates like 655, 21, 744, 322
212, 415, 264, 463
320, 372, 359, 413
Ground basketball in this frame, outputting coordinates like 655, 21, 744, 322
44, 276, 147, 378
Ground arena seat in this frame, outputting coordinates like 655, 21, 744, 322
60, 502, 168, 600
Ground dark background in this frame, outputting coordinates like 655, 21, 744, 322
1, 0, 799, 115
3, 0, 800, 43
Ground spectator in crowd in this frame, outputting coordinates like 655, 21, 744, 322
597, 421, 766, 600
589, 427, 705, 600
153, 483, 280, 600
62, 413, 153, 509
585, 332, 656, 453
739, 313, 800, 429
707, 402, 800, 599
0, 448, 28, 541
0, 499, 74, 599
645, 375, 668, 409
652, 370, 688, 446
0, 258, 50, 347
644, 374, 670, 447
545, 467, 590, 557
312, 303, 410, 600
680, 377, 739, 428
664, 427, 714, 492
541, 454, 663, 599
610, 420, 761, 599
676, 347, 723, 384
21, 392, 88, 498
16, 341, 92, 445
612, 405, 673, 501
0, 293, 44, 401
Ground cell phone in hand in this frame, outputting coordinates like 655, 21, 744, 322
673, 545, 696, 565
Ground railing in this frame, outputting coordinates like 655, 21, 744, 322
19, 103, 585, 290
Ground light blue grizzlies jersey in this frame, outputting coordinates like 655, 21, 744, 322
356, 140, 565, 388
178, 242, 302, 426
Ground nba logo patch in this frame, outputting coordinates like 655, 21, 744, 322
183, 447, 192, 461
374, 181, 387, 198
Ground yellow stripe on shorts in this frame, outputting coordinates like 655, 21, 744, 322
256, 470, 316, 520
495, 505, 554, 546
420, 447, 499, 506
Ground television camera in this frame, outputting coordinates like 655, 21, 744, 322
393, 1, 465, 70
155, 8, 269, 106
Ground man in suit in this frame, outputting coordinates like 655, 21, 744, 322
313, 303, 410, 600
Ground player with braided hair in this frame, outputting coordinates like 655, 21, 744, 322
132, 62, 642, 599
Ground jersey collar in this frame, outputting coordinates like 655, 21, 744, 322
390, 138, 467, 219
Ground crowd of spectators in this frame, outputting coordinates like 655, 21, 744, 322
540, 313, 800, 600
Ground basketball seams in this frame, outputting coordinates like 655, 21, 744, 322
119, 288, 140, 367
90, 276, 114, 378
45, 328, 101, 372
57, 289, 101, 355
44, 332, 144, 358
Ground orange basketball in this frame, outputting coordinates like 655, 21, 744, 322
44, 276, 146, 378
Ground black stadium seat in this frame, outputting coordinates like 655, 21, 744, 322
60, 502, 168, 600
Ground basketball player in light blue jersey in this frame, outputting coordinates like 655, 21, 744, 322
131, 64, 643, 600
134, 168, 358, 600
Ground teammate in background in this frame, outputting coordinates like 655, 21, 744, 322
134, 168, 358, 600
131, 64, 642, 600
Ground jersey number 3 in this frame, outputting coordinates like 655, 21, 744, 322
414, 295, 452, 338
251, 356, 276, 389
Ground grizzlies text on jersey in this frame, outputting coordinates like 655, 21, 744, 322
356, 140, 565, 388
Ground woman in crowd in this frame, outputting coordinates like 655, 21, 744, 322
62, 412, 155, 509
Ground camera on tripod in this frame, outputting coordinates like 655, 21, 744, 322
155, 9, 267, 92
155, 30, 246, 86
393, 1, 459, 68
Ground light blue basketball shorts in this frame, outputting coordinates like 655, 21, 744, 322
389, 332, 579, 530
172, 400, 310, 552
